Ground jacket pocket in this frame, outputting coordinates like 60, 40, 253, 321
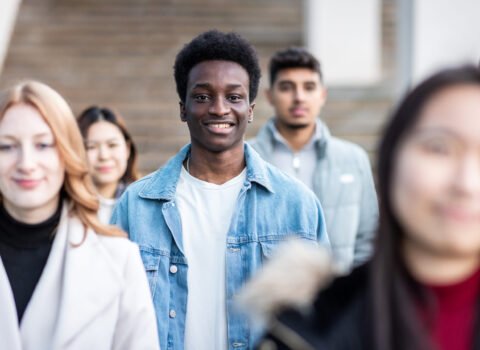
139, 247, 161, 298
260, 241, 278, 261
260, 237, 316, 262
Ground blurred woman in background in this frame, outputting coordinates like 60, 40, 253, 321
77, 106, 140, 223
0, 81, 159, 350
242, 65, 480, 350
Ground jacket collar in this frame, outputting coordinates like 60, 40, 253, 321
138, 143, 274, 201
256, 118, 330, 159
0, 203, 124, 349
14, 203, 124, 348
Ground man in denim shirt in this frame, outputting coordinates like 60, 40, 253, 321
111, 31, 329, 350
250, 48, 378, 272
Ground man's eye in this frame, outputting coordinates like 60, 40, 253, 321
108, 143, 119, 148
85, 144, 97, 150
278, 85, 293, 92
194, 95, 210, 102
229, 95, 242, 102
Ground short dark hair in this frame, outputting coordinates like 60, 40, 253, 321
269, 47, 323, 86
77, 106, 140, 185
372, 65, 480, 350
174, 29, 261, 103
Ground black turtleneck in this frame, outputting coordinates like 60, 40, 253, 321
0, 204, 61, 323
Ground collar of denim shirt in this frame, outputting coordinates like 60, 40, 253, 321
138, 143, 275, 201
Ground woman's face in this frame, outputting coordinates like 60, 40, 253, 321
392, 84, 480, 270
85, 121, 130, 191
0, 103, 65, 223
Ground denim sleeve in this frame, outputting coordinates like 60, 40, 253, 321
353, 151, 379, 266
315, 197, 331, 249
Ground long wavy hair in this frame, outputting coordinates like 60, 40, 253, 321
371, 65, 480, 349
77, 106, 140, 185
0, 81, 124, 239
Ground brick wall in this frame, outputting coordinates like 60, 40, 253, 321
1, 0, 397, 172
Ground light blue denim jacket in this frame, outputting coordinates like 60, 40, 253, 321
111, 143, 329, 350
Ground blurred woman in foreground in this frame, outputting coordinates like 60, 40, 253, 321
242, 65, 480, 350
0, 81, 159, 349
77, 106, 140, 223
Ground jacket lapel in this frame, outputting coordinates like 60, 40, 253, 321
52, 214, 123, 348
18, 204, 124, 348
0, 259, 22, 350
20, 205, 70, 349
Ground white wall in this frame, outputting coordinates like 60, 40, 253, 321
0, 0, 21, 74
413, 0, 480, 82
304, 0, 381, 86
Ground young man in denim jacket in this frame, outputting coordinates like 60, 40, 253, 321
111, 31, 329, 350
250, 47, 378, 272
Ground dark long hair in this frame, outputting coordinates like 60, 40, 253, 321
77, 106, 140, 185
371, 65, 480, 350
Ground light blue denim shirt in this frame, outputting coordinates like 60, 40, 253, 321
111, 143, 329, 350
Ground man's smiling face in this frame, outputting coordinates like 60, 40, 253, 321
180, 60, 254, 154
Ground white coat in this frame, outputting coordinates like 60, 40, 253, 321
0, 205, 160, 350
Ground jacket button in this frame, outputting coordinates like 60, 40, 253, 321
169, 310, 176, 318
170, 265, 178, 274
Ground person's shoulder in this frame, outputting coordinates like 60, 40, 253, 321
69, 215, 139, 275
326, 135, 371, 170
265, 160, 317, 198
117, 167, 170, 206
247, 119, 273, 148
96, 233, 139, 267
314, 263, 369, 309
276, 264, 371, 346
122, 147, 188, 200
122, 169, 160, 194
328, 135, 368, 159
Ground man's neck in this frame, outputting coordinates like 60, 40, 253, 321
187, 144, 246, 185
274, 119, 316, 152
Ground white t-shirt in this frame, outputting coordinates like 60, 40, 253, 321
176, 166, 246, 350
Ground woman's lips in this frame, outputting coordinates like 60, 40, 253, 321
440, 206, 480, 223
14, 178, 42, 189
96, 166, 114, 173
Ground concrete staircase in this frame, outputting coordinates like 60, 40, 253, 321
1, 0, 395, 172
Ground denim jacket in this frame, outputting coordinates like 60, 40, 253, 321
250, 119, 378, 271
111, 143, 329, 350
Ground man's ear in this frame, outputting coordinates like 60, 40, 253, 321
179, 101, 187, 122
319, 86, 328, 108
247, 102, 256, 123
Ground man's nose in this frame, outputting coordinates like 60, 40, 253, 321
209, 97, 230, 116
